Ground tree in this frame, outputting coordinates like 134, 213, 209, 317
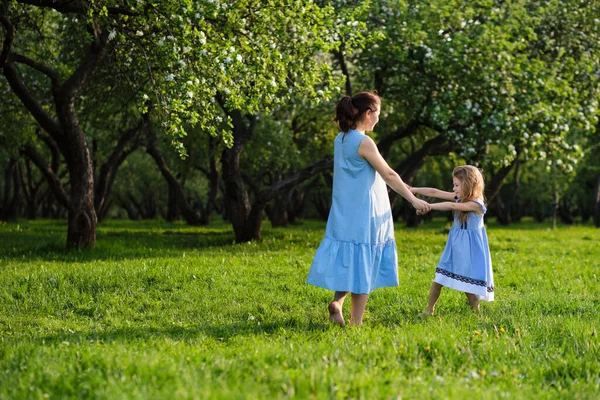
0, 0, 339, 246
342, 0, 600, 217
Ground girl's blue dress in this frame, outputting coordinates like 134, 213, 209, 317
307, 129, 398, 294
434, 199, 494, 301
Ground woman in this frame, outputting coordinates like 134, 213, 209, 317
307, 92, 430, 326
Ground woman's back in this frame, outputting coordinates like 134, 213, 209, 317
326, 129, 394, 245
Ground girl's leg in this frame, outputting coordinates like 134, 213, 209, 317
329, 291, 349, 326
421, 282, 443, 315
350, 294, 369, 326
465, 293, 480, 312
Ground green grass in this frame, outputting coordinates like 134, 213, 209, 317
1, 218, 599, 399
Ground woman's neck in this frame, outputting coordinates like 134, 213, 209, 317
354, 123, 367, 133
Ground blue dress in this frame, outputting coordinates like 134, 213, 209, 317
307, 129, 398, 294
434, 199, 495, 301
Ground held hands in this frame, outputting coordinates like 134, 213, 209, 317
413, 199, 431, 215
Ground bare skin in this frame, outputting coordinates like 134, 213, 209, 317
328, 291, 348, 326
419, 282, 480, 316
328, 292, 369, 326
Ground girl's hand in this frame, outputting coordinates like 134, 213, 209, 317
407, 185, 416, 195
412, 199, 430, 214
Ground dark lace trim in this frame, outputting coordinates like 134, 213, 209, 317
436, 268, 494, 292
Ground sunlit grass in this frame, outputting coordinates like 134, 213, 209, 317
1, 218, 599, 399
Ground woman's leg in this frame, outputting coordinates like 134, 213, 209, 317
350, 293, 369, 326
465, 292, 480, 312
421, 282, 443, 315
329, 291, 349, 326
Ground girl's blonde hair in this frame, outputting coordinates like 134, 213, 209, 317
453, 165, 486, 226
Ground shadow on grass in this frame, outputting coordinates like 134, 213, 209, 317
39, 319, 332, 345
0, 229, 236, 263
0, 219, 326, 263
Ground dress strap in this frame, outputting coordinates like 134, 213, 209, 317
471, 199, 487, 214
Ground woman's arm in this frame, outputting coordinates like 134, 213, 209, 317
430, 201, 483, 214
411, 187, 456, 201
358, 137, 430, 213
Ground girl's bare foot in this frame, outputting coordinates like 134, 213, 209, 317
418, 310, 434, 318
328, 301, 345, 326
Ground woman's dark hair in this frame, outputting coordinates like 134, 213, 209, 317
334, 91, 381, 133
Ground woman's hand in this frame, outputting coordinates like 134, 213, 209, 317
412, 199, 431, 214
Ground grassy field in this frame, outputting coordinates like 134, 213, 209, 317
1, 217, 599, 399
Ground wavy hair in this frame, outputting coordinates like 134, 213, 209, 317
454, 165, 486, 226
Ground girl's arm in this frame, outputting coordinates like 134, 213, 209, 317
429, 201, 483, 214
358, 137, 431, 213
411, 187, 456, 201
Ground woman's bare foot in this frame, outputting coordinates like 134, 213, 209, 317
418, 309, 434, 318
328, 301, 345, 326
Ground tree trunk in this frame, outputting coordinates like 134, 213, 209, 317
495, 158, 521, 225
202, 135, 220, 224
20, 159, 44, 220
146, 132, 204, 225
166, 184, 179, 222
63, 120, 97, 249
0, 158, 16, 220
221, 107, 256, 242
594, 176, 600, 228
95, 118, 146, 221
0, 158, 19, 221
267, 195, 289, 227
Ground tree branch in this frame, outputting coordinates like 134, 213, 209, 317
37, 129, 61, 172
16, 0, 137, 16
377, 120, 421, 159
0, 13, 14, 67
332, 44, 352, 96
2, 63, 63, 139
255, 156, 333, 205
21, 143, 69, 209
59, 30, 110, 100
11, 52, 61, 88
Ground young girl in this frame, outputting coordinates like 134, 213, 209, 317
306, 92, 430, 326
411, 165, 494, 315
